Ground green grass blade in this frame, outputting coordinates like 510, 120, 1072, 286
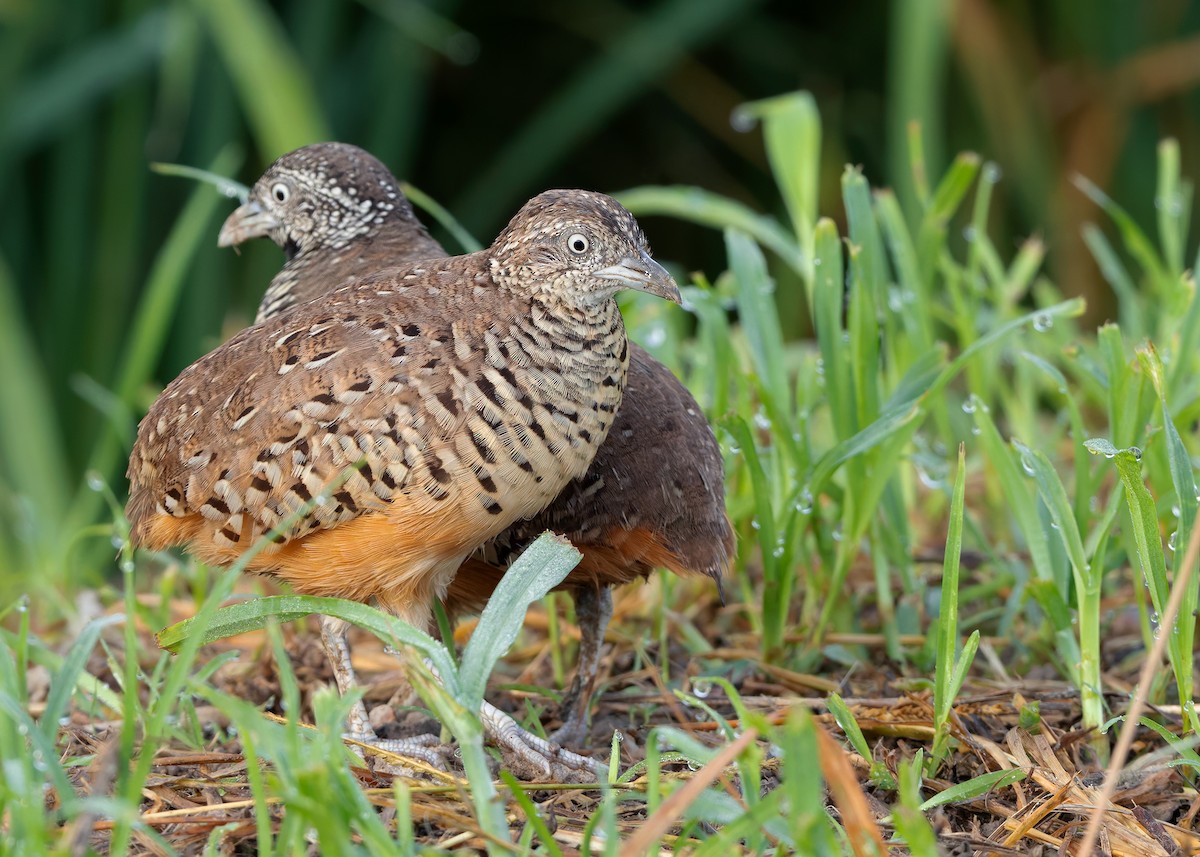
1131, 716, 1200, 770
915, 153, 980, 280
1168, 266, 1200, 399
825, 691, 873, 758
875, 188, 933, 350
886, 0, 950, 221
827, 692, 896, 790
402, 659, 508, 849
0, 692, 78, 822
1156, 139, 1188, 277
1140, 345, 1200, 732
688, 790, 791, 854
930, 445, 966, 766
906, 122, 931, 206
918, 768, 1026, 811
1082, 224, 1143, 335
0, 627, 123, 715
887, 345, 948, 407
724, 416, 781, 656
1073, 174, 1168, 288
37, 615, 123, 745
1015, 443, 1089, 579
156, 594, 459, 695
198, 0, 330, 155
843, 167, 884, 424
358, 0, 478, 62
733, 91, 821, 258
925, 152, 982, 226
502, 773, 564, 856
929, 298, 1086, 398
1003, 236, 1045, 305
726, 228, 790, 412
946, 631, 980, 712
1097, 324, 1140, 448
1016, 351, 1094, 532
618, 185, 804, 276
893, 751, 940, 854
809, 402, 922, 496
777, 709, 840, 854
1088, 441, 1167, 611
458, 533, 581, 709
970, 406, 1060, 595
812, 217, 853, 438
400, 182, 483, 253
150, 161, 249, 202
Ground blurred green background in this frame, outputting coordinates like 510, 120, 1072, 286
2, 0, 1199, 584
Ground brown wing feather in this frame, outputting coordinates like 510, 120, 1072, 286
128, 265, 485, 557
228, 150, 733, 597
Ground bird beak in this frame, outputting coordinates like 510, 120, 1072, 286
594, 250, 681, 303
217, 200, 282, 248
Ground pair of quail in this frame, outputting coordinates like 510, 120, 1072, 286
127, 143, 733, 780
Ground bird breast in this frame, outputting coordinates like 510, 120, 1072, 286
465, 295, 629, 522
127, 281, 630, 563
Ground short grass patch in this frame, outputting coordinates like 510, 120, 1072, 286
7, 93, 1200, 855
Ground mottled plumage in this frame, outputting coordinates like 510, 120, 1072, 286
130, 189, 679, 639
218, 144, 733, 744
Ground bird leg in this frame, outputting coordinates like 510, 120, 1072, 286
549, 585, 613, 746
322, 616, 600, 781
318, 615, 447, 770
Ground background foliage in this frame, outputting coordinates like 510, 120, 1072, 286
5, 2, 1200, 590
7, 1, 1200, 852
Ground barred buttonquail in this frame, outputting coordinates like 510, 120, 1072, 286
129, 187, 679, 779
219, 143, 733, 748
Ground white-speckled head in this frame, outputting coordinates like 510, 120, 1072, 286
218, 143, 417, 260
488, 189, 680, 306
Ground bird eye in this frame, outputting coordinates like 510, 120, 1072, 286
567, 233, 589, 254
271, 182, 290, 203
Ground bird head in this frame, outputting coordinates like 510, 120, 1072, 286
488, 189, 681, 307
217, 142, 414, 260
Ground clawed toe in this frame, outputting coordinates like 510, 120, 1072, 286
495, 730, 604, 784
345, 720, 601, 783
345, 730, 453, 774
480, 698, 604, 783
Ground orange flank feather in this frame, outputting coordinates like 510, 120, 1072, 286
136, 495, 483, 628
443, 525, 705, 617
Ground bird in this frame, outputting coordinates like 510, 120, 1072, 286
218, 142, 444, 323
218, 143, 734, 746
129, 186, 681, 779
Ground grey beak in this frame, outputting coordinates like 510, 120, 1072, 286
217, 200, 283, 248
594, 249, 681, 303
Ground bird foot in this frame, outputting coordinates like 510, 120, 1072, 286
344, 730, 453, 776
480, 698, 604, 783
